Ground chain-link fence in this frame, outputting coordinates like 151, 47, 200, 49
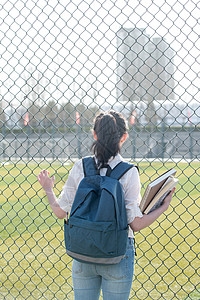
1, 0, 200, 299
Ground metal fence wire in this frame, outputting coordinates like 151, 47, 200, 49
0, 0, 200, 299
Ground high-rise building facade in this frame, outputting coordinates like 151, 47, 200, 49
116, 28, 175, 104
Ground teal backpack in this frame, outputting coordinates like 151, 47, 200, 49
64, 156, 135, 264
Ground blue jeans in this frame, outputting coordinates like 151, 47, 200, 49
72, 238, 135, 300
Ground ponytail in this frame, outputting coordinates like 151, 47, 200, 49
92, 111, 127, 167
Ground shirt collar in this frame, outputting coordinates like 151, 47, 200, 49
107, 153, 124, 168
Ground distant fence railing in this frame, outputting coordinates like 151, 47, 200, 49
1, 127, 200, 161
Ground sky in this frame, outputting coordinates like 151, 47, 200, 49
0, 0, 200, 108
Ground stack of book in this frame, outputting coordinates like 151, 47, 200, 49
140, 169, 179, 214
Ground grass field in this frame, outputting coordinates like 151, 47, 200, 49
0, 160, 200, 299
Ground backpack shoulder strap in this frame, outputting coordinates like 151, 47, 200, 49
110, 161, 139, 180
82, 156, 97, 177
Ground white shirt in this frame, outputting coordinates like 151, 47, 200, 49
57, 153, 143, 237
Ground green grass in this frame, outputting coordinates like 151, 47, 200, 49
0, 160, 200, 299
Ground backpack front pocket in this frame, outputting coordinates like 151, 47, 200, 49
65, 217, 117, 258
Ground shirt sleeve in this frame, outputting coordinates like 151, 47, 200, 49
57, 160, 84, 213
120, 166, 143, 224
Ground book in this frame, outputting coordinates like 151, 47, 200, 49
140, 168, 177, 214
143, 175, 179, 214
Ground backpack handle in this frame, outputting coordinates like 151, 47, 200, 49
96, 164, 112, 176
83, 157, 114, 177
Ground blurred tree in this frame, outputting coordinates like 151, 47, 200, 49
0, 100, 6, 131
58, 101, 75, 128
20, 67, 49, 128
80, 104, 99, 126
41, 100, 58, 128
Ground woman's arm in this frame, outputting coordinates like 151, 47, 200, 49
37, 170, 67, 219
129, 188, 175, 232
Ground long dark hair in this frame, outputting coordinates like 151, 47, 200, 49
92, 111, 128, 167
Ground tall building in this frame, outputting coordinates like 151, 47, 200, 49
116, 28, 175, 104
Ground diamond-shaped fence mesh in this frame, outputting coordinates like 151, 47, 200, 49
0, 0, 200, 299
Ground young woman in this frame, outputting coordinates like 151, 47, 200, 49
37, 110, 175, 300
